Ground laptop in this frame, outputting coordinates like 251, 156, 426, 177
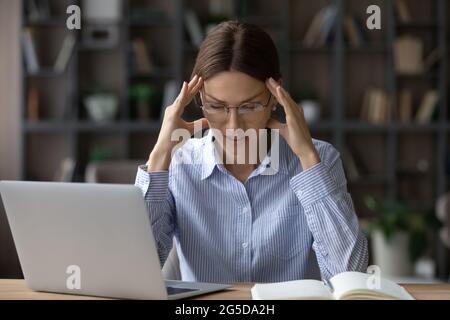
0, 180, 231, 299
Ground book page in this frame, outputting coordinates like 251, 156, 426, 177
329, 272, 414, 300
251, 280, 334, 300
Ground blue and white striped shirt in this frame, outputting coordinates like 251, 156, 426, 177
135, 132, 368, 283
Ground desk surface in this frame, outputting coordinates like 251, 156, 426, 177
1, 280, 450, 300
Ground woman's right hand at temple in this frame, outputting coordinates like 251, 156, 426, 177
147, 75, 208, 172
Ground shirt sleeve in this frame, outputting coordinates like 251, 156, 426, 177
289, 142, 369, 280
135, 165, 175, 268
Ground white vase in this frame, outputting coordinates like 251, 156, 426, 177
82, 0, 122, 22
84, 94, 118, 122
299, 100, 320, 124
371, 230, 413, 279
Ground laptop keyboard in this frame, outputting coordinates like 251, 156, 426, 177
166, 286, 199, 295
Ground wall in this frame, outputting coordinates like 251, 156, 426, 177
0, 0, 23, 278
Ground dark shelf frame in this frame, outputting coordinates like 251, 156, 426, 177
20, 0, 449, 279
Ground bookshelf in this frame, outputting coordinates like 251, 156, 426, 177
20, 0, 449, 278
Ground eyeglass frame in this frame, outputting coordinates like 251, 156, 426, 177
198, 89, 273, 115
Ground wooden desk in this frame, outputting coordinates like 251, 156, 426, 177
1, 279, 450, 300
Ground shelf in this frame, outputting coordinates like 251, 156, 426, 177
395, 123, 442, 132
397, 21, 439, 29
26, 119, 448, 134
396, 72, 439, 81
25, 17, 68, 27
341, 121, 444, 132
76, 121, 162, 131
77, 43, 121, 51
345, 45, 388, 54
24, 121, 162, 132
24, 121, 72, 132
342, 121, 390, 132
26, 68, 65, 77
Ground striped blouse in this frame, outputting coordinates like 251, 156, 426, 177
134, 131, 368, 283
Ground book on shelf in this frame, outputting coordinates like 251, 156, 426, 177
27, 0, 51, 21
22, 28, 40, 73
394, 36, 424, 75
341, 144, 368, 182
415, 90, 439, 124
303, 4, 337, 47
27, 84, 40, 121
395, 0, 411, 23
423, 48, 441, 72
343, 15, 366, 48
54, 34, 76, 73
54, 157, 76, 182
398, 89, 412, 123
184, 9, 204, 48
131, 38, 154, 73
360, 88, 390, 124
341, 146, 360, 181
251, 271, 415, 300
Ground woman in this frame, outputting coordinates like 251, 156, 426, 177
135, 21, 368, 283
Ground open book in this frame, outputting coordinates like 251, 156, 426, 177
251, 272, 415, 300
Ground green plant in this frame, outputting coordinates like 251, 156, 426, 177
128, 83, 159, 103
89, 145, 112, 162
363, 195, 440, 262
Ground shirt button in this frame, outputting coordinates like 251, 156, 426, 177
242, 242, 248, 249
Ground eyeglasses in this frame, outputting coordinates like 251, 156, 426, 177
199, 89, 272, 116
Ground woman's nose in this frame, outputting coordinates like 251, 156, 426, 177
226, 108, 243, 129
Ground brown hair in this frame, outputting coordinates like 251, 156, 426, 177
192, 20, 282, 106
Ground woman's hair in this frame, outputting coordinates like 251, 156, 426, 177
192, 20, 282, 105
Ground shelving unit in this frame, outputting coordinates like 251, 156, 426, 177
20, 0, 449, 278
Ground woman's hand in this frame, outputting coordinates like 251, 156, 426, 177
148, 75, 208, 172
265, 77, 321, 170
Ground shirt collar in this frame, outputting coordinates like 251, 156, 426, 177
201, 131, 220, 180
200, 129, 289, 180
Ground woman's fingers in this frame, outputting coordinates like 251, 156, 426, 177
266, 78, 298, 118
265, 78, 280, 101
187, 74, 200, 92
189, 76, 203, 96
174, 75, 203, 116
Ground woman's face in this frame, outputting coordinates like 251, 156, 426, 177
201, 71, 277, 148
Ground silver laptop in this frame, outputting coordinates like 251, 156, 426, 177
0, 180, 231, 299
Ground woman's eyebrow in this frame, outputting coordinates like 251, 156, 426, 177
205, 90, 265, 104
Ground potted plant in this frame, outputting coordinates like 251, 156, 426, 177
295, 88, 321, 124
83, 86, 118, 122
364, 196, 439, 278
89, 145, 113, 163
129, 83, 161, 120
